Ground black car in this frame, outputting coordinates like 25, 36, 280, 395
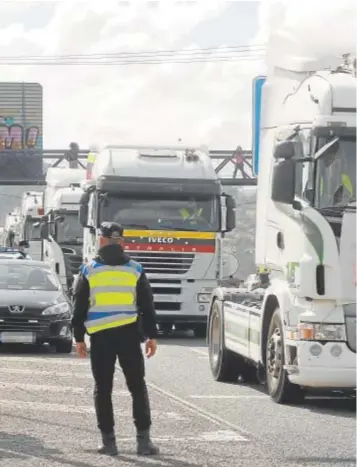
0, 259, 73, 353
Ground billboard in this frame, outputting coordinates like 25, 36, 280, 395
0, 82, 43, 183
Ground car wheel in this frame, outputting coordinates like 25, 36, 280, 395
55, 339, 73, 354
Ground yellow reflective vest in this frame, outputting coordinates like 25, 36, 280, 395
82, 260, 142, 335
87, 151, 96, 164
180, 207, 203, 221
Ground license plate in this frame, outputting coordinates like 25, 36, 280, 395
0, 332, 35, 344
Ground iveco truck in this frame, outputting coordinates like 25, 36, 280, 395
207, 51, 356, 402
79, 145, 236, 337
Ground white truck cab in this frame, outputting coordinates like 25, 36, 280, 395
40, 168, 85, 293
18, 191, 44, 261
207, 53, 356, 402
79, 145, 236, 337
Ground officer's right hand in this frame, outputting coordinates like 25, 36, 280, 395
145, 339, 157, 358
76, 342, 88, 358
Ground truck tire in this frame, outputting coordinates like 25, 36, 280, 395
208, 300, 241, 382
265, 308, 305, 404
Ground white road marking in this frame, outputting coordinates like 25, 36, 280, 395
190, 395, 268, 399
190, 348, 208, 357
200, 430, 247, 441
0, 400, 187, 420
0, 367, 93, 378
0, 382, 129, 395
146, 380, 251, 440
0, 355, 90, 366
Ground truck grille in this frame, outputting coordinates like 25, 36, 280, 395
0, 316, 51, 332
129, 252, 194, 275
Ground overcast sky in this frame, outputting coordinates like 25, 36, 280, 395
0, 0, 355, 150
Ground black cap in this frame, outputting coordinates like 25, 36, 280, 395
99, 221, 124, 239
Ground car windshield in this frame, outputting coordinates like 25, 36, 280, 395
56, 212, 83, 244
24, 218, 41, 241
315, 137, 356, 209
102, 195, 219, 232
0, 264, 60, 291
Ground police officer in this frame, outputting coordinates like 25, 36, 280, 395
71, 222, 159, 457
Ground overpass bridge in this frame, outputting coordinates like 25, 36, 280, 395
0, 146, 256, 187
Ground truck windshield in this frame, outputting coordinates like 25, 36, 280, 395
315, 136, 356, 209
56, 213, 82, 244
102, 195, 219, 232
24, 218, 41, 241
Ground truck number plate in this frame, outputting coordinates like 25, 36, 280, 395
0, 332, 35, 344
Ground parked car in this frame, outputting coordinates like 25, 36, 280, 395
0, 259, 73, 353
0, 247, 32, 260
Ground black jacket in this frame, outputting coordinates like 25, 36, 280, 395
71, 244, 157, 342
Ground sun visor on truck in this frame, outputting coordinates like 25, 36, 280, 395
96, 176, 221, 196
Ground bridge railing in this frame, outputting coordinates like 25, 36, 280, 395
0, 147, 256, 186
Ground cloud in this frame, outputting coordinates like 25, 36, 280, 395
0, 1, 264, 150
257, 0, 356, 66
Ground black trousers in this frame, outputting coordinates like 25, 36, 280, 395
90, 322, 152, 434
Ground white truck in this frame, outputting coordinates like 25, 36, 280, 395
1, 210, 21, 247
79, 145, 236, 337
17, 191, 44, 261
39, 168, 85, 294
207, 54, 356, 402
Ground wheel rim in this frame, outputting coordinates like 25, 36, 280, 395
266, 322, 283, 392
210, 311, 221, 366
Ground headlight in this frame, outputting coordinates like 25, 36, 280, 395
42, 302, 71, 316
298, 323, 346, 341
197, 293, 211, 303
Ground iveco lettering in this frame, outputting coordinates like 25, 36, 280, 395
148, 237, 174, 244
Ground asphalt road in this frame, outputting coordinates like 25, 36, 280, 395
0, 333, 355, 467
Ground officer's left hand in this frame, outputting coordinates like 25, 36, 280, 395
76, 342, 88, 358
145, 339, 157, 358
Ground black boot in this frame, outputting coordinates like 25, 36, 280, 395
97, 431, 118, 456
136, 429, 160, 456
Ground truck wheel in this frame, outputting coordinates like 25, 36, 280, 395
193, 324, 207, 339
208, 300, 240, 382
55, 339, 73, 354
265, 309, 305, 404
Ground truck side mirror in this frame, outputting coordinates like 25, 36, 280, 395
271, 158, 295, 204
40, 222, 49, 240
273, 140, 295, 160
221, 194, 236, 232
19, 240, 30, 249
79, 203, 88, 227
